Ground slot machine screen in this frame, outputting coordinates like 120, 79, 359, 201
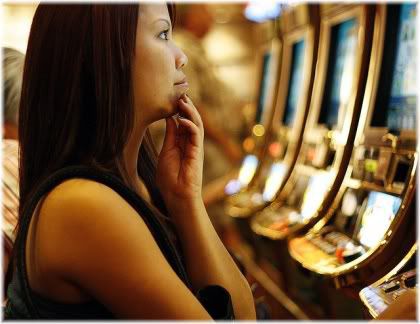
283, 40, 306, 126
356, 191, 402, 248
300, 171, 332, 220
318, 19, 357, 128
386, 4, 417, 131
238, 154, 259, 187
262, 162, 287, 201
225, 154, 259, 194
255, 52, 272, 124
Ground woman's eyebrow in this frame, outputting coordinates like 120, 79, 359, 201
153, 18, 171, 28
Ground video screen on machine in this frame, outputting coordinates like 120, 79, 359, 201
261, 162, 287, 202
319, 19, 357, 128
386, 4, 417, 131
356, 191, 402, 248
225, 155, 259, 195
299, 171, 332, 220
255, 52, 272, 124
237, 154, 259, 187
282, 40, 306, 126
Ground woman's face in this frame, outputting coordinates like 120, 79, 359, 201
133, 4, 188, 126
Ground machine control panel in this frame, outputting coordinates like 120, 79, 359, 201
360, 269, 417, 318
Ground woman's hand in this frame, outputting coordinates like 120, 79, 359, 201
156, 94, 204, 206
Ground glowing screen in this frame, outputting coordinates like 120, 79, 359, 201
300, 172, 332, 220
238, 154, 259, 187
387, 4, 417, 131
283, 40, 306, 126
357, 192, 402, 248
320, 19, 357, 128
244, 1, 285, 23
262, 162, 287, 202
256, 53, 272, 124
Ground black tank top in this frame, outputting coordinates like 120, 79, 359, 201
5, 165, 192, 319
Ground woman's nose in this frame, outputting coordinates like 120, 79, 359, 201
176, 48, 188, 70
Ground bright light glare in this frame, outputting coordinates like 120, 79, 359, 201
358, 192, 401, 248
300, 172, 331, 220
262, 162, 287, 201
238, 154, 259, 187
252, 124, 266, 137
225, 179, 242, 195
244, 1, 286, 23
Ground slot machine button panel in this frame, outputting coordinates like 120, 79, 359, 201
382, 281, 400, 293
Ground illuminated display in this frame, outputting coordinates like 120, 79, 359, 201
357, 192, 402, 248
283, 40, 306, 126
261, 162, 287, 202
300, 172, 332, 220
224, 154, 259, 195
386, 4, 417, 131
244, 1, 285, 23
238, 154, 259, 187
255, 53, 272, 124
319, 19, 357, 128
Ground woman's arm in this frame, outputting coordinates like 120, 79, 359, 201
169, 198, 256, 319
157, 94, 256, 319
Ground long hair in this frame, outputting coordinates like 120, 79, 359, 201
6, 3, 176, 293
18, 4, 175, 215
10, 6, 183, 268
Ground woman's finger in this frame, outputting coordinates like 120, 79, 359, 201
177, 117, 202, 147
178, 97, 203, 130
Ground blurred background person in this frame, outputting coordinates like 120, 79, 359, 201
2, 47, 24, 291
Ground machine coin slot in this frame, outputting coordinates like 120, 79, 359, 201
382, 282, 400, 293
391, 156, 410, 186
403, 274, 416, 288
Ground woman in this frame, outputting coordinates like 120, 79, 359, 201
5, 3, 256, 319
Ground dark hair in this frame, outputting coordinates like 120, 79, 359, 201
7, 3, 176, 293
18, 4, 175, 214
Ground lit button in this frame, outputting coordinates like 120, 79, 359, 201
252, 124, 265, 137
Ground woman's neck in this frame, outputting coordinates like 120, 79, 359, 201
122, 122, 152, 202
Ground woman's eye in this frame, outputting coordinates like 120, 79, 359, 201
158, 30, 170, 41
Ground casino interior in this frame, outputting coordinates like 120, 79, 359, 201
2, 2, 418, 320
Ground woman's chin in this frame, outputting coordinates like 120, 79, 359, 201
155, 105, 178, 121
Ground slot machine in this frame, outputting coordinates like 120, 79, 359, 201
359, 245, 416, 318
225, 4, 320, 219
224, 23, 282, 196
288, 3, 417, 290
250, 4, 375, 241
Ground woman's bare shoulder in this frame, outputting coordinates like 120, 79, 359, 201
44, 178, 126, 208
35, 179, 211, 319
35, 178, 144, 271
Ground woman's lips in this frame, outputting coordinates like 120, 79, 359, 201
174, 81, 189, 88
